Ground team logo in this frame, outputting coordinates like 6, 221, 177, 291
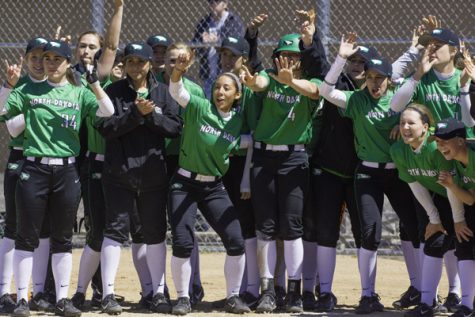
131, 44, 143, 50
7, 163, 19, 170
154, 107, 163, 115
371, 59, 382, 65
170, 182, 183, 190
312, 168, 322, 176
433, 29, 442, 34
92, 173, 102, 180
437, 122, 448, 129
36, 38, 48, 45
356, 173, 371, 180
20, 172, 30, 181
154, 35, 167, 42
359, 46, 369, 52
228, 37, 238, 43
50, 41, 61, 47
284, 40, 293, 45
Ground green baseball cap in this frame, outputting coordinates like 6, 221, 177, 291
275, 33, 301, 53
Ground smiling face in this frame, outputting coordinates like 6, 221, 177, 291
26, 48, 45, 80
400, 109, 429, 148
436, 137, 465, 160
124, 56, 150, 84
152, 45, 167, 71
427, 40, 456, 66
365, 69, 389, 99
212, 75, 241, 113
76, 33, 101, 66
43, 52, 69, 83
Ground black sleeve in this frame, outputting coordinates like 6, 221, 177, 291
245, 28, 264, 73
299, 31, 331, 80
470, 81, 475, 120
143, 100, 183, 138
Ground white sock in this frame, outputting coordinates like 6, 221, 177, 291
0, 238, 15, 296
32, 238, 50, 295
76, 245, 101, 294
302, 241, 317, 292
171, 256, 191, 298
225, 254, 245, 298
244, 238, 260, 297
146, 242, 166, 295
52, 252, 73, 302
421, 255, 443, 305
257, 239, 276, 279
317, 246, 337, 294
101, 238, 122, 298
284, 238, 303, 280
400, 240, 418, 289
132, 242, 152, 295
443, 250, 461, 296
412, 247, 421, 290
358, 248, 377, 297
13, 250, 33, 302
458, 260, 475, 309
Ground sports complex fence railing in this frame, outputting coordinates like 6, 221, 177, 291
1, 0, 474, 252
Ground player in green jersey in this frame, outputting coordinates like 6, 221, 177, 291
431, 118, 475, 317
0, 37, 53, 314
146, 34, 172, 76
168, 49, 253, 315
2, 40, 114, 317
240, 32, 319, 313
319, 33, 420, 314
391, 105, 465, 317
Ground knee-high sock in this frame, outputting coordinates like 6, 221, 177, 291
0, 238, 15, 296
458, 260, 475, 309
32, 238, 50, 295
257, 239, 276, 279
412, 247, 421, 290
13, 250, 33, 302
400, 240, 419, 289
443, 250, 461, 296
302, 241, 317, 292
358, 248, 377, 297
420, 255, 443, 305
146, 242, 166, 295
171, 256, 191, 298
132, 242, 152, 295
52, 252, 72, 302
188, 239, 201, 291
225, 254, 246, 298
284, 238, 303, 281
317, 246, 337, 294
76, 245, 101, 294
101, 238, 121, 298
244, 238, 259, 296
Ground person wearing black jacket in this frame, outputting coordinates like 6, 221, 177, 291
97, 42, 182, 315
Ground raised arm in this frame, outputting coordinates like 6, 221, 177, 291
169, 52, 193, 108
240, 65, 269, 92
245, 13, 267, 73
391, 27, 423, 83
97, 0, 124, 80
459, 50, 475, 127
86, 65, 114, 117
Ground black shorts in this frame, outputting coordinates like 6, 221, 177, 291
455, 203, 475, 261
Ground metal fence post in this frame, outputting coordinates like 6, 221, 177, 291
317, 0, 331, 55
91, 0, 105, 34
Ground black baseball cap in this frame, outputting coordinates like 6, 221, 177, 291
219, 36, 250, 57
350, 45, 379, 62
146, 35, 172, 48
365, 57, 392, 78
43, 41, 72, 61
26, 37, 49, 55
418, 28, 460, 48
430, 118, 466, 141
124, 42, 153, 61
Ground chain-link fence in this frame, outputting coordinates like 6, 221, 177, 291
1, 0, 474, 252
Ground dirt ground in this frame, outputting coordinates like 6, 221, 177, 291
28, 248, 453, 317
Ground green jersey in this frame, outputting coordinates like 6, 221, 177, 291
5, 81, 99, 157
8, 75, 36, 148
155, 72, 206, 156
390, 137, 454, 196
179, 94, 242, 177
344, 88, 399, 162
253, 69, 320, 145
454, 148, 475, 191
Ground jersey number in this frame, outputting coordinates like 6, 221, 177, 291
61, 114, 77, 129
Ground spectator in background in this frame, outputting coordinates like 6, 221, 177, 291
192, 0, 244, 98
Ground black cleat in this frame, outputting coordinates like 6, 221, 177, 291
355, 294, 384, 314
12, 299, 30, 317
316, 292, 337, 312
241, 291, 259, 310
172, 297, 191, 315
443, 293, 462, 313
224, 295, 251, 314
0, 293, 15, 313
404, 303, 434, 317
55, 298, 82, 317
393, 286, 421, 309
450, 305, 473, 317
255, 293, 276, 313
71, 292, 85, 310
190, 284, 205, 307
274, 285, 286, 310
285, 280, 303, 313
150, 292, 172, 313
302, 291, 316, 311
90, 291, 102, 309
30, 292, 54, 312
101, 294, 122, 315
138, 291, 153, 310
